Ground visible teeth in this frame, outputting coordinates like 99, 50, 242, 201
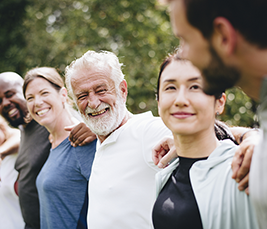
90, 109, 106, 116
8, 108, 17, 116
37, 109, 49, 116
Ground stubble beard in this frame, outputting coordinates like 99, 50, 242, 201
4, 108, 27, 128
202, 45, 241, 96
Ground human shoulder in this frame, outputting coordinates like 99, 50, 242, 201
210, 139, 238, 159
72, 139, 97, 180
131, 111, 159, 121
130, 111, 167, 131
72, 138, 97, 155
191, 140, 258, 229
134, 112, 171, 170
21, 119, 49, 137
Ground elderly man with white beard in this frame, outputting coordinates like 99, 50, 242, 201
65, 50, 171, 229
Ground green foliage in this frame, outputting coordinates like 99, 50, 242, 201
219, 88, 259, 128
0, 0, 257, 127
15, 0, 179, 115
0, 0, 29, 73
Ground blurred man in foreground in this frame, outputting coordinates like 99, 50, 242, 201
163, 0, 267, 227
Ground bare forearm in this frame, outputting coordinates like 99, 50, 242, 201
230, 126, 259, 144
0, 128, 20, 159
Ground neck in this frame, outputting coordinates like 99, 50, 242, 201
235, 39, 267, 100
21, 111, 33, 128
46, 110, 75, 149
173, 128, 220, 158
98, 110, 133, 143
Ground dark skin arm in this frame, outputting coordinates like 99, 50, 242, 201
65, 122, 96, 147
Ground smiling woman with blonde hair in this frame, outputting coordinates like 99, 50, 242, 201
23, 67, 96, 229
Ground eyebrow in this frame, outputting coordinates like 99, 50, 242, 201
74, 90, 87, 98
188, 76, 201, 82
95, 83, 107, 89
25, 88, 49, 96
74, 83, 108, 96
163, 79, 176, 83
163, 76, 201, 83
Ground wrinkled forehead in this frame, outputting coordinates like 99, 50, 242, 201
71, 65, 112, 82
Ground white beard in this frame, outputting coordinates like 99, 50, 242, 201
80, 93, 127, 136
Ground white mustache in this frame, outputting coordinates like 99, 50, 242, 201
85, 102, 111, 114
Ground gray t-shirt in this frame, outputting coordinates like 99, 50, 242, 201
15, 120, 51, 229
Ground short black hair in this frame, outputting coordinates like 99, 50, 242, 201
183, 0, 267, 48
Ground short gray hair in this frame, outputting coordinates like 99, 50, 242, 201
65, 50, 125, 100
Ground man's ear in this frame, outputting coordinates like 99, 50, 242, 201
212, 17, 237, 56
119, 80, 128, 102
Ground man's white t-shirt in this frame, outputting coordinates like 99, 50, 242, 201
88, 112, 171, 229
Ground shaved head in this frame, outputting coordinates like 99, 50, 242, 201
0, 72, 24, 87
0, 72, 28, 127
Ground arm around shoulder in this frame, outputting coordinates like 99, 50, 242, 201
0, 120, 20, 160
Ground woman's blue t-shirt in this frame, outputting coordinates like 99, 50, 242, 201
36, 137, 96, 229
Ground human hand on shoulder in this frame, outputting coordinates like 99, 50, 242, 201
65, 122, 96, 147
231, 128, 260, 195
152, 136, 177, 168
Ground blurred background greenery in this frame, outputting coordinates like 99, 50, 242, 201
0, 0, 258, 127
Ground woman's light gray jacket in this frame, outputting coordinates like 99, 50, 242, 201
155, 140, 259, 229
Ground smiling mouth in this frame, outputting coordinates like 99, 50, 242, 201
172, 112, 195, 119
36, 108, 50, 116
8, 108, 18, 116
89, 108, 109, 117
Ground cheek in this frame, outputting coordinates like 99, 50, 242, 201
104, 94, 117, 108
160, 92, 174, 105
197, 98, 216, 119
187, 46, 201, 67
158, 95, 172, 116
76, 100, 87, 114
26, 102, 33, 113
186, 42, 208, 69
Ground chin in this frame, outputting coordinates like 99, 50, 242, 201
171, 125, 195, 136
35, 117, 49, 127
7, 117, 25, 128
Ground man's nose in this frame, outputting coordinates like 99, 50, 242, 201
87, 95, 100, 109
